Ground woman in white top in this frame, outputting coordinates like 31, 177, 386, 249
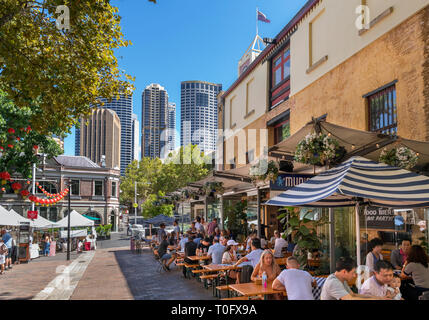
222, 241, 239, 282
365, 238, 384, 275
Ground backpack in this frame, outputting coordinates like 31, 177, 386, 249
239, 265, 254, 283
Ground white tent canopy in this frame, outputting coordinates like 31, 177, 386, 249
56, 210, 94, 228
9, 209, 31, 224
0, 206, 20, 226
29, 214, 59, 229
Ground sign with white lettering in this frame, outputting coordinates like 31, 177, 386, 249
363, 206, 395, 229
270, 174, 314, 191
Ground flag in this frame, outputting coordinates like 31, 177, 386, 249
257, 10, 270, 23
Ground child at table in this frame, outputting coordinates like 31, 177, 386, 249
386, 274, 402, 300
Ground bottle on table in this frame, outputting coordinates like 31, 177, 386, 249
262, 271, 267, 288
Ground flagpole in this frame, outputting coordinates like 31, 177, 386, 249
256, 7, 258, 36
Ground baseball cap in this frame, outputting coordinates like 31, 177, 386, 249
227, 240, 239, 246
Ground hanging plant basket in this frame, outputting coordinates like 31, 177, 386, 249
249, 159, 279, 184
294, 132, 342, 166
379, 147, 418, 170
203, 182, 224, 196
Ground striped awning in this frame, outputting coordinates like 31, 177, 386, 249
266, 157, 429, 208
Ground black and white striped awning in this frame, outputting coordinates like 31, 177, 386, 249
266, 157, 429, 208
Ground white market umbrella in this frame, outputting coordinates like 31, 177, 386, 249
56, 210, 94, 228
0, 206, 20, 226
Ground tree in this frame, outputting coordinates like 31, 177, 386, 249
0, 0, 135, 134
119, 144, 211, 209
0, 92, 62, 178
141, 192, 174, 219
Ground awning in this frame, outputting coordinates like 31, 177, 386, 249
83, 214, 100, 221
266, 156, 429, 208
269, 119, 429, 170
56, 210, 94, 227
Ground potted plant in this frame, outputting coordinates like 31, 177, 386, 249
249, 159, 279, 184
379, 146, 418, 169
278, 207, 329, 268
224, 200, 248, 239
105, 224, 112, 239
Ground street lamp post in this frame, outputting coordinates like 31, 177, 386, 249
134, 181, 137, 224
67, 179, 71, 261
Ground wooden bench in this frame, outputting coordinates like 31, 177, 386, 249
221, 296, 249, 300
216, 285, 232, 298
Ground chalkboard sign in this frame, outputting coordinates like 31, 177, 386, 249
363, 206, 395, 230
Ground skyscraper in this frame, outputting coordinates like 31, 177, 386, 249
132, 113, 140, 161
78, 108, 121, 169
75, 94, 133, 176
167, 103, 176, 153
141, 83, 169, 159
180, 81, 222, 153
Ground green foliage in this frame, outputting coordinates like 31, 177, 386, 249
279, 207, 329, 267
120, 144, 210, 206
249, 159, 279, 184
0, 0, 135, 134
141, 192, 174, 218
202, 181, 224, 196
0, 92, 62, 177
224, 200, 248, 237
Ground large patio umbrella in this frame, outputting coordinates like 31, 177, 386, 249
144, 214, 175, 226
265, 156, 429, 264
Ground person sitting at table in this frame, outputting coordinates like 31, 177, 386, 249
260, 235, 268, 250
359, 260, 394, 298
365, 238, 384, 275
220, 235, 229, 247
273, 231, 288, 258
233, 238, 264, 283
401, 245, 429, 300
197, 237, 211, 255
251, 249, 281, 282
321, 257, 383, 300
272, 256, 315, 300
222, 240, 239, 264
182, 234, 199, 277
194, 232, 203, 245
190, 222, 197, 234
179, 232, 190, 253
391, 239, 412, 270
156, 234, 176, 271
245, 231, 257, 253
207, 237, 225, 265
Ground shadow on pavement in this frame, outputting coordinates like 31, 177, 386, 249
113, 248, 217, 300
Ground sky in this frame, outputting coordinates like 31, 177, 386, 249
63, 0, 308, 157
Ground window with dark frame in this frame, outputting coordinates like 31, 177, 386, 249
111, 181, 117, 198
71, 180, 80, 196
368, 84, 397, 136
94, 180, 103, 196
274, 120, 291, 144
270, 45, 291, 109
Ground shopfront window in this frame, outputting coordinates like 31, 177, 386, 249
360, 207, 429, 263
39, 207, 58, 222
334, 207, 356, 262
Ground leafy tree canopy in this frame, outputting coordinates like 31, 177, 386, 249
0, 0, 135, 134
120, 144, 211, 207
0, 91, 62, 177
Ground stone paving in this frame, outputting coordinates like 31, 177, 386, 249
71, 246, 216, 300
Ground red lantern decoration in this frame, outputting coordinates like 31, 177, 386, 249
11, 182, 22, 194
36, 182, 39, 186
0, 172, 10, 185
26, 126, 31, 133
7, 128, 15, 134
21, 190, 30, 198
7, 144, 13, 149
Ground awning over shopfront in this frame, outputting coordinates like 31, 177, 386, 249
269, 118, 429, 170
266, 156, 429, 208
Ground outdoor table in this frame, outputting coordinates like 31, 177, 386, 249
275, 257, 287, 266
228, 281, 285, 300
187, 255, 211, 261
203, 264, 243, 288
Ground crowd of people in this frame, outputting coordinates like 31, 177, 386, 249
147, 216, 429, 300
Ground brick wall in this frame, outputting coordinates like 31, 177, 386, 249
288, 6, 429, 141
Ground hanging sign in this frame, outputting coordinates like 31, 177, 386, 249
27, 210, 38, 219
270, 173, 314, 191
363, 206, 395, 230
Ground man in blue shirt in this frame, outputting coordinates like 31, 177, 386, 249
207, 237, 225, 265
1, 230, 13, 270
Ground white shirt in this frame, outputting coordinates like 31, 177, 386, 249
359, 276, 388, 297
222, 251, 237, 264
244, 249, 264, 268
274, 238, 288, 258
276, 269, 314, 300
260, 238, 267, 249
179, 237, 188, 252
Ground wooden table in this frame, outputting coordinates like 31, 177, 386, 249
187, 255, 211, 261
275, 257, 287, 266
229, 281, 285, 300
203, 264, 243, 287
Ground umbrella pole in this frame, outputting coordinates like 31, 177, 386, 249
355, 203, 361, 266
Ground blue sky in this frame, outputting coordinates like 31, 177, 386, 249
63, 0, 308, 156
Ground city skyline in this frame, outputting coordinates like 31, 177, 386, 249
63, 0, 308, 157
